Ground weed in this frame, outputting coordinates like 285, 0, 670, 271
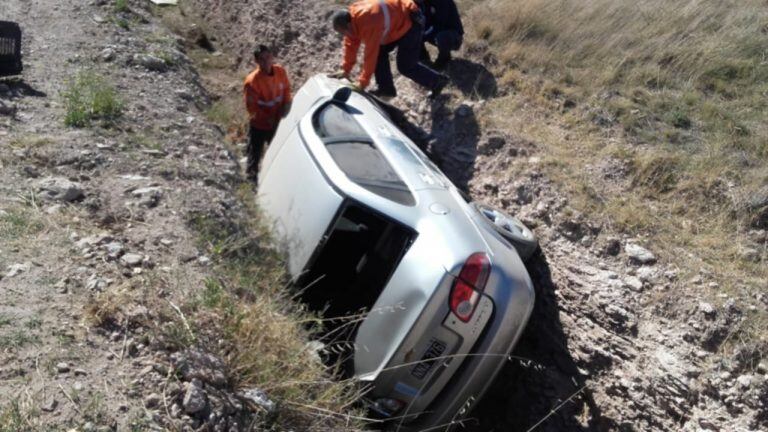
0, 400, 35, 432
114, 0, 129, 13
23, 317, 42, 330
0, 314, 12, 327
113, 17, 130, 30
0, 329, 39, 350
0, 208, 43, 241
63, 71, 124, 127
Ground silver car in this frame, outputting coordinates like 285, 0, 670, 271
257, 74, 537, 430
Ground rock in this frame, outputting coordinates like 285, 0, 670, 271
56, 362, 70, 373
5, 263, 30, 277
121, 253, 144, 267
0, 100, 16, 116
104, 241, 125, 259
85, 274, 109, 291
603, 237, 622, 256
699, 302, 716, 318
22, 166, 41, 178
73, 381, 84, 392
145, 393, 163, 408
170, 349, 227, 387
623, 276, 644, 291
100, 47, 116, 62
736, 374, 753, 388
40, 397, 58, 412
625, 243, 656, 265
132, 54, 168, 72
635, 266, 657, 282
74, 368, 88, 376
456, 104, 472, 118
132, 187, 162, 208
478, 135, 506, 155
182, 382, 208, 414
37, 176, 84, 202
239, 388, 276, 414
698, 418, 719, 431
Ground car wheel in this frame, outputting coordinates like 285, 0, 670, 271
472, 202, 538, 261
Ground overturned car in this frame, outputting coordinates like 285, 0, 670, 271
257, 74, 537, 429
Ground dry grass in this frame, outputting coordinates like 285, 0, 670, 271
463, 0, 767, 306
185, 188, 367, 431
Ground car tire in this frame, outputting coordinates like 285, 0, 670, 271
472, 201, 538, 261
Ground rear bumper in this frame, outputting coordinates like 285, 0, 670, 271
374, 267, 535, 430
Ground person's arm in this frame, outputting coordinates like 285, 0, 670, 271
342, 34, 360, 77
356, 25, 383, 89
281, 71, 293, 117
244, 83, 260, 121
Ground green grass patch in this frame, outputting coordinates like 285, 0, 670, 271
0, 330, 40, 350
114, 0, 129, 13
0, 400, 36, 432
63, 71, 124, 127
0, 209, 43, 241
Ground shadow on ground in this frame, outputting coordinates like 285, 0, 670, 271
460, 252, 615, 432
446, 58, 498, 100
0, 77, 47, 98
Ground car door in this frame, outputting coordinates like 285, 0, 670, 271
257, 126, 344, 277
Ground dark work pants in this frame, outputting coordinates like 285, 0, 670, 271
374, 19, 442, 95
247, 126, 275, 180
424, 29, 462, 57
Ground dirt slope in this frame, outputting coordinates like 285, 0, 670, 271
0, 0, 251, 429
182, 0, 767, 431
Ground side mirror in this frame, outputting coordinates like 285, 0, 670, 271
332, 86, 352, 103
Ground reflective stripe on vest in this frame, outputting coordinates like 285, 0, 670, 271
256, 95, 284, 107
379, 0, 391, 44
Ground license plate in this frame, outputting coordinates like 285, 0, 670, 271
411, 338, 447, 379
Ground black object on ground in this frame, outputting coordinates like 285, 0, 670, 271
0, 21, 23, 77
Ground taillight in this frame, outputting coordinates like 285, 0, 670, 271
449, 253, 491, 322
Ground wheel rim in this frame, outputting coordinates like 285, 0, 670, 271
478, 205, 532, 240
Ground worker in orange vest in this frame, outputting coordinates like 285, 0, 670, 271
243, 45, 292, 183
330, 0, 448, 100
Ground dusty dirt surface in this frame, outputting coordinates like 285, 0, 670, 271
1, 0, 766, 431
0, 0, 266, 430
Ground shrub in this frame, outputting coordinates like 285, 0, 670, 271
63, 71, 124, 127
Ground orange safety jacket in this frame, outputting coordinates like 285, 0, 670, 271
243, 64, 292, 131
342, 0, 419, 89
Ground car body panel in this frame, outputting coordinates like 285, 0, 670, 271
257, 74, 536, 428
258, 126, 344, 276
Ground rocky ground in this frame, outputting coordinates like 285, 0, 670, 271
1, 0, 766, 431
0, 0, 277, 430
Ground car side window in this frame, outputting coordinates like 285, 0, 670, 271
314, 103, 416, 206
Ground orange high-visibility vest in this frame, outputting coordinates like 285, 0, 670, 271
243, 64, 292, 131
342, 0, 420, 89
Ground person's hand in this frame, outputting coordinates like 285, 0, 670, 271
328, 70, 350, 80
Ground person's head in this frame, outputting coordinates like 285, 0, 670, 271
253, 45, 274, 71
331, 10, 351, 36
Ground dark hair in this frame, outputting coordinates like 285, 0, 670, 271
331, 10, 351, 31
253, 44, 271, 59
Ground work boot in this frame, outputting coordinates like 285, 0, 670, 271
432, 51, 451, 71
428, 74, 449, 99
369, 87, 397, 101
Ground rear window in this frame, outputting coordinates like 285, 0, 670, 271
314, 103, 415, 206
